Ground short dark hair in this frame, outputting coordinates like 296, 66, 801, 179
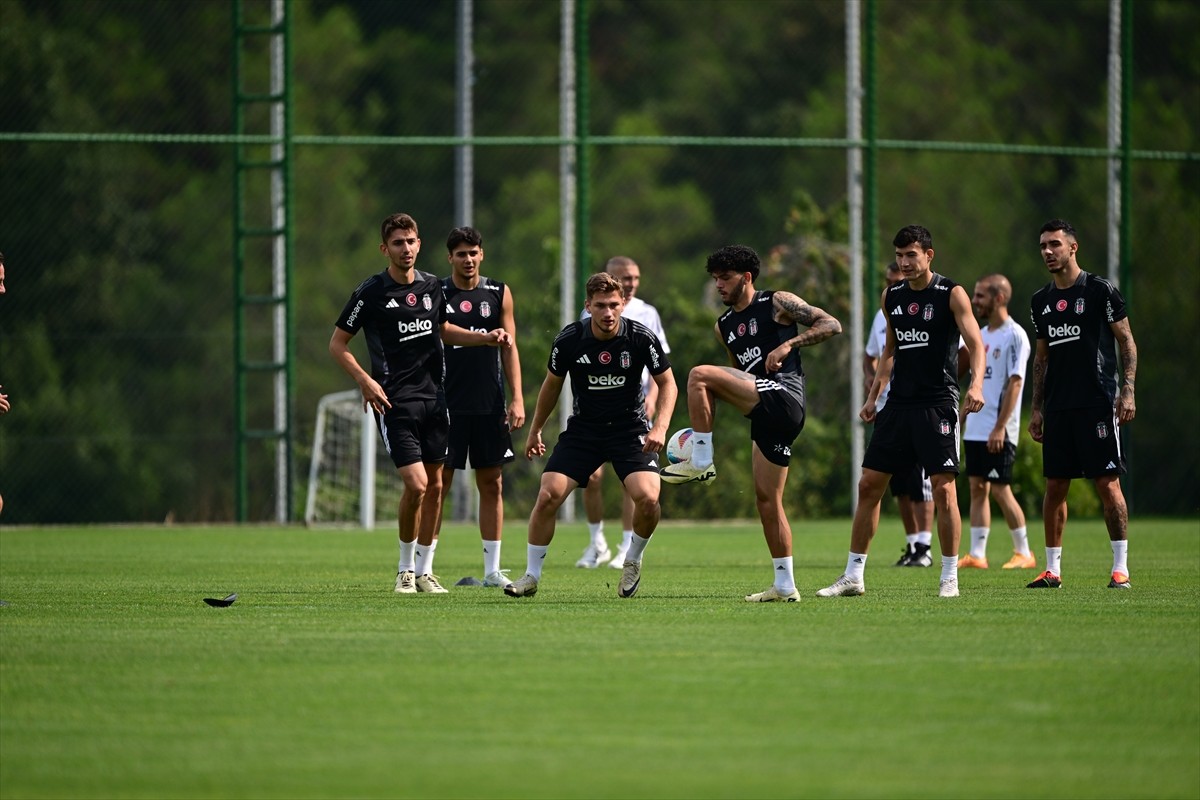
446, 226, 483, 252
1040, 218, 1077, 239
381, 213, 419, 242
705, 245, 760, 281
892, 225, 933, 251
585, 272, 622, 300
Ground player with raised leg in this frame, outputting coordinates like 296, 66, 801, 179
661, 245, 842, 602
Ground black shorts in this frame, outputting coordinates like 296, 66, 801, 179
545, 418, 658, 487
888, 463, 932, 500
1042, 406, 1125, 479
964, 439, 1017, 483
746, 377, 806, 467
447, 412, 515, 471
864, 403, 960, 476
375, 396, 449, 469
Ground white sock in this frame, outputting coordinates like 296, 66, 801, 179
916, 531, 933, 546
1111, 540, 1129, 576
691, 432, 714, 468
398, 540, 417, 574
415, 539, 438, 576
846, 552, 867, 582
526, 544, 549, 579
772, 556, 796, 592
626, 532, 651, 563
941, 555, 958, 583
620, 530, 634, 552
1046, 546, 1063, 576
1011, 526, 1030, 555
587, 521, 605, 546
483, 540, 501, 576
905, 533, 919, 549
970, 526, 989, 559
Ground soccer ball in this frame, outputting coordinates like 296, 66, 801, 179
665, 428, 694, 464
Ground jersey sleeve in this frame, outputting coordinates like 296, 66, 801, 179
547, 325, 576, 377
1097, 277, 1128, 324
864, 310, 886, 358
646, 306, 670, 353
1009, 325, 1032, 381
334, 277, 373, 334
1030, 292, 1047, 340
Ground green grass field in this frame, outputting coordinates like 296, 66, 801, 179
1, 518, 1197, 799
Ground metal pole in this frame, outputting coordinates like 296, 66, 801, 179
455, 0, 474, 227
270, 0, 290, 522
454, 0, 477, 522
559, 0, 577, 522
863, 0, 879, 281
846, 0, 864, 513
1106, 0, 1121, 285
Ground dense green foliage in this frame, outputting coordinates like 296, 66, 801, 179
1, 520, 1198, 798
0, 0, 1196, 522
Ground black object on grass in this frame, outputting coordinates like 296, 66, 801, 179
203, 593, 238, 607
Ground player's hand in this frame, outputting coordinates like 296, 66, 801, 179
765, 344, 790, 373
1028, 410, 1044, 443
962, 385, 984, 415
525, 430, 545, 460
859, 399, 877, 424
359, 378, 391, 415
987, 427, 1005, 454
643, 426, 667, 454
1116, 387, 1135, 426
486, 328, 513, 348
0, 386, 9, 416
508, 400, 526, 431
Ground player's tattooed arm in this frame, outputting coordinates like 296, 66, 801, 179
1028, 340, 1049, 442
772, 292, 843, 348
1112, 318, 1137, 424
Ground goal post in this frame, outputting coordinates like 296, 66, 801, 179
304, 390, 379, 528
303, 390, 477, 529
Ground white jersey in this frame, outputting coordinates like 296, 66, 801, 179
963, 317, 1031, 443
865, 308, 891, 410
582, 295, 669, 394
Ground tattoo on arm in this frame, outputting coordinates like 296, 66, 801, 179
1115, 321, 1137, 391
1030, 355, 1046, 412
775, 293, 842, 349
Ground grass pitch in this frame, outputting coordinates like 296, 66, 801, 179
1, 518, 1197, 799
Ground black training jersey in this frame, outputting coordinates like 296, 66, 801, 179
883, 273, 962, 407
547, 318, 670, 425
335, 269, 448, 402
1031, 271, 1127, 411
717, 290, 804, 380
442, 275, 506, 414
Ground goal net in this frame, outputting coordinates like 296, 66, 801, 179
303, 390, 477, 528
304, 390, 397, 528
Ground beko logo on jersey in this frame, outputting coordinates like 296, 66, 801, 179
588, 374, 626, 389
895, 329, 929, 343
736, 346, 762, 367
1049, 323, 1080, 339
346, 300, 365, 327
397, 319, 433, 335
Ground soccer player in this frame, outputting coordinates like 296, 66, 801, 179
504, 272, 676, 599
661, 245, 842, 603
329, 213, 511, 595
578, 256, 671, 570
1027, 219, 1137, 589
431, 226, 525, 588
957, 273, 1036, 570
865, 262, 936, 568
818, 225, 985, 599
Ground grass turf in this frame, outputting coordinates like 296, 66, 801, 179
0, 518, 1197, 799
